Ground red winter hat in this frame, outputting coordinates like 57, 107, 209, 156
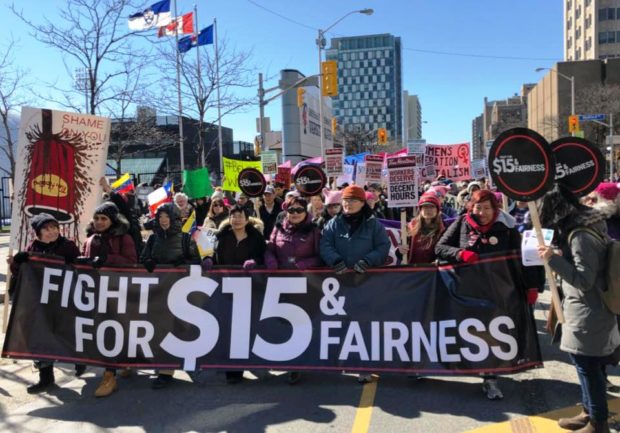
595, 182, 620, 201
342, 185, 366, 201
418, 193, 441, 210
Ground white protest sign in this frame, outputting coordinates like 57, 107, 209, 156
387, 156, 418, 208
324, 148, 344, 177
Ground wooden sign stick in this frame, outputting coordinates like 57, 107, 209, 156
2, 247, 13, 333
400, 210, 408, 265
527, 201, 565, 324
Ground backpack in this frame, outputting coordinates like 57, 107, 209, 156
568, 227, 620, 314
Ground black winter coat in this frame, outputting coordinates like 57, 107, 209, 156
214, 220, 266, 266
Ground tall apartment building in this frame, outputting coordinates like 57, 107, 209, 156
565, 0, 620, 60
402, 91, 422, 143
326, 33, 402, 143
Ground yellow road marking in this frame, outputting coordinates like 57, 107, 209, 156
463, 397, 620, 433
351, 376, 379, 433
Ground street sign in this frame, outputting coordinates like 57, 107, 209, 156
579, 114, 606, 121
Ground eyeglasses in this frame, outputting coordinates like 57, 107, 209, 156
287, 207, 306, 214
212, 203, 223, 208
342, 198, 362, 203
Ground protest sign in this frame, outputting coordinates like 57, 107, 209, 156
425, 143, 471, 181
261, 151, 278, 176
11, 107, 110, 251
324, 148, 344, 177
294, 165, 326, 196
238, 168, 266, 197
354, 163, 366, 186
3, 255, 542, 374
471, 159, 487, 180
275, 165, 291, 187
550, 137, 605, 197
407, 139, 426, 155
521, 229, 554, 267
387, 156, 418, 208
223, 157, 262, 192
336, 164, 354, 187
364, 154, 384, 183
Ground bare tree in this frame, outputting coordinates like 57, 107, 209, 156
155, 36, 256, 169
341, 127, 401, 155
11, 0, 146, 115
0, 40, 30, 181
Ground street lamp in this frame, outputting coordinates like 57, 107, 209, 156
535, 67, 575, 117
317, 9, 374, 158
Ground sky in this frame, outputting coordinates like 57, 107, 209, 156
1, 0, 564, 146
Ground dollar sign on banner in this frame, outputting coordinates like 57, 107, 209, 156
160, 266, 220, 370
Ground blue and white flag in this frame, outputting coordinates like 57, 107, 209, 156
178, 25, 214, 53
128, 0, 172, 31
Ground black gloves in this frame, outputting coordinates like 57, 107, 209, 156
144, 259, 157, 273
73, 257, 91, 265
91, 256, 106, 268
353, 260, 369, 274
173, 257, 186, 267
333, 261, 347, 274
13, 252, 29, 264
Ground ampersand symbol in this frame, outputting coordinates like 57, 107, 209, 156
319, 277, 346, 316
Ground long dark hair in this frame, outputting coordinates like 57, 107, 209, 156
408, 208, 444, 249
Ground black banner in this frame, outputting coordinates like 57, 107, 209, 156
2, 254, 542, 375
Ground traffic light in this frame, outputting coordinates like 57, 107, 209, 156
377, 128, 388, 145
297, 87, 306, 108
331, 118, 337, 135
568, 115, 580, 133
321, 60, 338, 97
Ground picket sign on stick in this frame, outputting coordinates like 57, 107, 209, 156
2, 247, 12, 333
400, 211, 408, 265
488, 127, 564, 324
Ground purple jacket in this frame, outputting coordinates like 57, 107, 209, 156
265, 215, 323, 270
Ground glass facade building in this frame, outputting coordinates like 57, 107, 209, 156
326, 34, 402, 142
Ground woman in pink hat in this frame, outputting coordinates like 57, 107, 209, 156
398, 194, 445, 264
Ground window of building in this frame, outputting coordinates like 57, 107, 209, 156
576, 6, 581, 19
368, 51, 374, 59
385, 66, 391, 74
359, 52, 365, 60
600, 8, 607, 21
568, 37, 572, 48
585, 0, 591, 6
585, 15, 591, 28
567, 0, 571, 10
567, 18, 572, 29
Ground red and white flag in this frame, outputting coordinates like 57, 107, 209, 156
158, 11, 193, 37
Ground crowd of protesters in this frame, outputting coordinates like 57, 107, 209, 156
7, 171, 620, 431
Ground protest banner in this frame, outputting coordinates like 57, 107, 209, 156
182, 167, 213, 199
10, 107, 111, 251
3, 255, 542, 374
261, 151, 278, 176
425, 143, 471, 181
387, 156, 418, 208
471, 159, 487, 180
550, 137, 605, 197
324, 148, 344, 177
223, 157, 262, 192
488, 127, 562, 323
407, 139, 426, 155
364, 154, 384, 183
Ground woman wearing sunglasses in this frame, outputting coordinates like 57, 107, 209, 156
264, 196, 323, 384
202, 198, 229, 230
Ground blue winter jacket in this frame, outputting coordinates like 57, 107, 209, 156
320, 210, 390, 267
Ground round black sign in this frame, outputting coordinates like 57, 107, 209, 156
293, 164, 327, 197
488, 128, 555, 201
550, 137, 604, 197
237, 168, 266, 197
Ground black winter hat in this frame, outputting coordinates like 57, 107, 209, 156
94, 201, 120, 223
30, 213, 58, 235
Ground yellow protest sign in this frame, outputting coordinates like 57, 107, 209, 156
222, 157, 262, 192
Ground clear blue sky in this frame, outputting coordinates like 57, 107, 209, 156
1, 0, 563, 146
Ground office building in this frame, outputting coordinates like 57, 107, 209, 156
565, 0, 620, 60
402, 91, 422, 143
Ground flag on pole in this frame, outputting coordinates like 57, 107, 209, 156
147, 181, 173, 216
181, 210, 197, 235
110, 173, 135, 194
182, 167, 213, 199
157, 11, 194, 37
178, 25, 214, 53
128, 0, 172, 31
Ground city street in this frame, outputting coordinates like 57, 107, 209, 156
1, 233, 619, 433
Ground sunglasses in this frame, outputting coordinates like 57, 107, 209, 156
287, 207, 306, 214
212, 204, 223, 208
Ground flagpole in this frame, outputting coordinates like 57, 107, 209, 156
214, 18, 224, 182
174, 0, 185, 172
195, 4, 205, 168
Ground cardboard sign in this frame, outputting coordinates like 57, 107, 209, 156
261, 151, 278, 176
275, 166, 291, 187
471, 159, 487, 179
293, 165, 326, 196
223, 157, 262, 192
387, 156, 418, 208
238, 168, 266, 197
324, 148, 344, 177
488, 128, 555, 202
364, 154, 384, 183
550, 137, 605, 197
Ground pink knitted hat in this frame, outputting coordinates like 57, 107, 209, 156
595, 182, 620, 201
323, 188, 342, 205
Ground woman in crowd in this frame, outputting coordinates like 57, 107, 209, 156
265, 196, 323, 384
308, 194, 325, 219
202, 197, 229, 230
193, 196, 211, 227
9, 213, 81, 394
538, 184, 619, 433
399, 193, 445, 265
583, 182, 620, 241
314, 189, 342, 230
320, 185, 390, 383
435, 189, 539, 400
174, 192, 194, 222
81, 202, 138, 398
365, 190, 385, 219
141, 203, 201, 390
205, 205, 266, 384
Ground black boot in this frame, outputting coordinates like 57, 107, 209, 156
27, 366, 55, 394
